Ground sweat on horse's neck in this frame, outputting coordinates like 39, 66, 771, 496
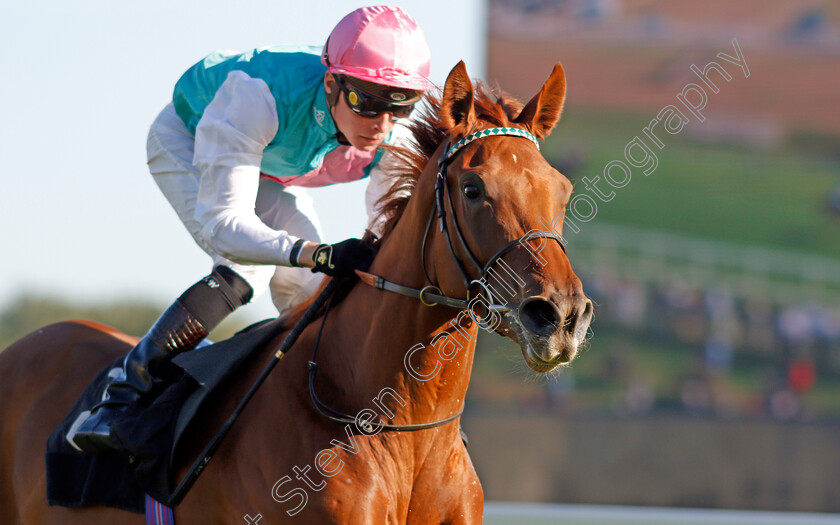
314, 170, 479, 428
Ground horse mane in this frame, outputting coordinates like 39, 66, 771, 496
376, 82, 526, 241
277, 82, 525, 330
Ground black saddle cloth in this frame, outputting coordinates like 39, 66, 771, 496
46, 317, 286, 512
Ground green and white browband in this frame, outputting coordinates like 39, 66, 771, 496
446, 127, 539, 160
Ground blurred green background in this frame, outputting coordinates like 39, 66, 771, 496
464, 0, 840, 515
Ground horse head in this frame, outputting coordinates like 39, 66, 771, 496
427, 61, 593, 372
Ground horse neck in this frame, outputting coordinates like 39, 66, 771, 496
316, 166, 479, 425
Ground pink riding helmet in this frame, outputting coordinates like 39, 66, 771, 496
322, 5, 434, 91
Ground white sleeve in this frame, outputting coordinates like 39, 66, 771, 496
193, 70, 299, 266
365, 122, 414, 236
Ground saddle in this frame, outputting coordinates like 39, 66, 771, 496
46, 317, 285, 513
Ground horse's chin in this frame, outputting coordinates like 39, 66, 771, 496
521, 336, 578, 373
501, 312, 580, 373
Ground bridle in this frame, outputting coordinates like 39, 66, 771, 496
309, 126, 567, 432
426, 128, 566, 314
357, 126, 566, 321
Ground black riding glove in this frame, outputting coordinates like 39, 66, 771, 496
311, 238, 377, 279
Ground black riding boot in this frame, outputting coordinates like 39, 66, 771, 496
69, 265, 253, 454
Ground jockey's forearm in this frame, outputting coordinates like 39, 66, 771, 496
200, 210, 300, 266
195, 162, 300, 266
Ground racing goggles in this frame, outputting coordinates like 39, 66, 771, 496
334, 75, 421, 119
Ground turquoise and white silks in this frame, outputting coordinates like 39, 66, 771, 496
147, 46, 405, 314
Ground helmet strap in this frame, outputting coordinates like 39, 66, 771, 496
324, 74, 350, 146
325, 73, 341, 108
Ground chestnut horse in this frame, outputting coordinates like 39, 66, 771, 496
0, 61, 592, 524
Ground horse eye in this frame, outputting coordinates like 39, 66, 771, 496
463, 184, 481, 199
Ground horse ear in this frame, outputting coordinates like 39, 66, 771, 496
514, 62, 567, 139
440, 61, 476, 135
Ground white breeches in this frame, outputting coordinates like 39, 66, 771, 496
146, 103, 323, 315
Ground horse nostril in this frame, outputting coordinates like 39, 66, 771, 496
518, 298, 561, 337
573, 299, 594, 339
582, 300, 593, 320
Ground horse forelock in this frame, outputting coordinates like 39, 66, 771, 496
376, 82, 525, 241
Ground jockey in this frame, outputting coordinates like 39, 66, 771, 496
69, 5, 434, 454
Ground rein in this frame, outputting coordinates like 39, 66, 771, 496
307, 290, 464, 431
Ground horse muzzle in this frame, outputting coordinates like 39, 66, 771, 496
502, 294, 593, 372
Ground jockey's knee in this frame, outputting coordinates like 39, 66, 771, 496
269, 266, 323, 316
177, 265, 254, 329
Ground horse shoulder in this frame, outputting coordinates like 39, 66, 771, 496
298, 434, 408, 524
407, 431, 483, 524
313, 430, 481, 523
